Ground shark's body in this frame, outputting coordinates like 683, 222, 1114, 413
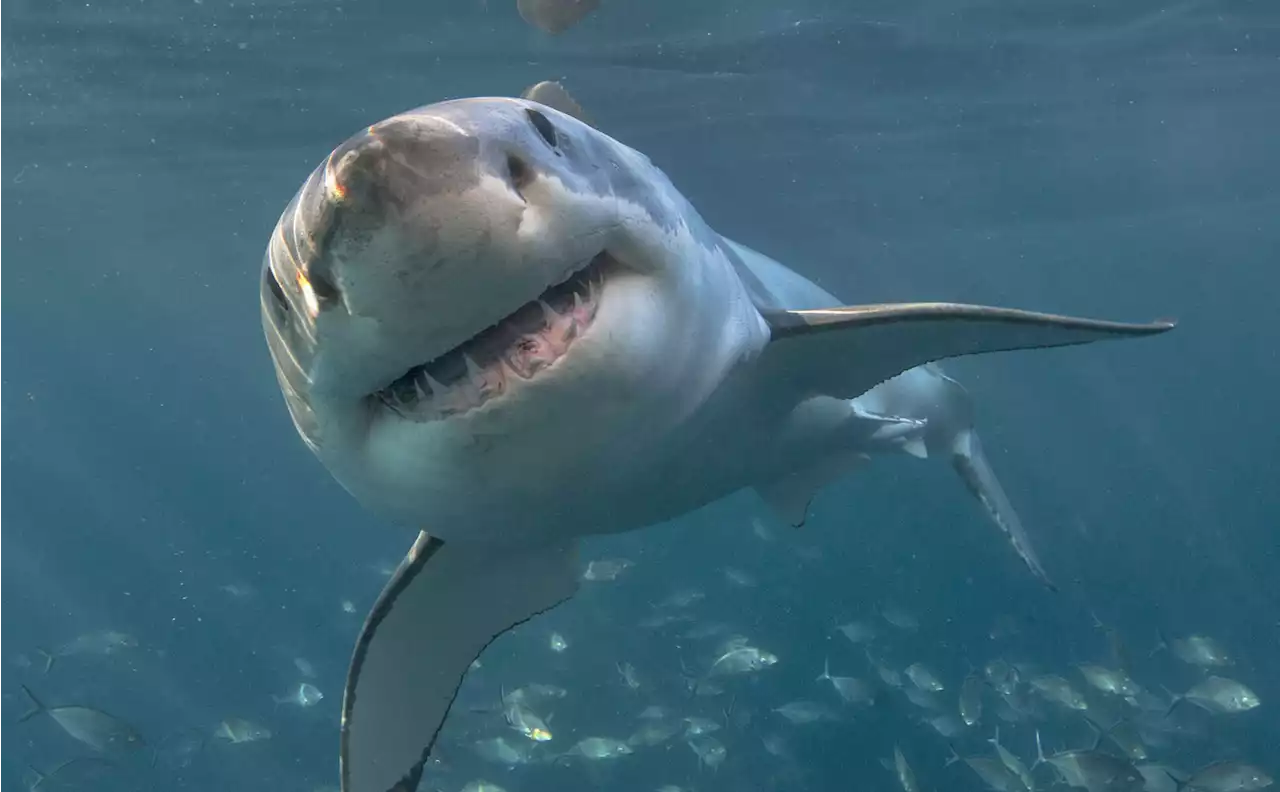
259, 95, 1172, 792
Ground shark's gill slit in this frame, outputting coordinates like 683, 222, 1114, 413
374, 251, 611, 420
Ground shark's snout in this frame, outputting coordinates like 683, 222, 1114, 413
325, 117, 488, 213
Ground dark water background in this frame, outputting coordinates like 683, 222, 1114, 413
3, 0, 1278, 789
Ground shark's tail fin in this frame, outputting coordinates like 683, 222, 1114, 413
1032, 729, 1047, 770
18, 685, 46, 723
950, 428, 1056, 591
1161, 684, 1187, 719
1151, 628, 1171, 658
816, 657, 831, 683
34, 648, 55, 675
24, 765, 46, 792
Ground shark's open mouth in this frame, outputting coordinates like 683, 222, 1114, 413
374, 251, 611, 420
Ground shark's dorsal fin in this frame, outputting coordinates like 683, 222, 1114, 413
521, 81, 593, 128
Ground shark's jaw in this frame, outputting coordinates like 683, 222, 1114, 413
372, 250, 617, 422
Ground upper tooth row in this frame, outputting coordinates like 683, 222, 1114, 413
381, 285, 599, 410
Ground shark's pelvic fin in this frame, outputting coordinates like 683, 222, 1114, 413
756, 451, 869, 528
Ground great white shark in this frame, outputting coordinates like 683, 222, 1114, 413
259, 92, 1174, 792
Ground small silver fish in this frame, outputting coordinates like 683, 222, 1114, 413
1030, 675, 1088, 711
865, 649, 902, 687
989, 727, 1035, 792
504, 701, 553, 742
1077, 664, 1142, 698
904, 684, 946, 711
682, 716, 721, 737
687, 735, 727, 771
273, 682, 323, 708
567, 736, 633, 760
985, 659, 1021, 696
1161, 633, 1233, 667
1034, 730, 1143, 792
23, 757, 115, 792
906, 663, 945, 692
215, 717, 272, 744
37, 630, 138, 673
835, 620, 879, 644
1184, 761, 1273, 792
893, 745, 920, 792
960, 673, 985, 726
548, 631, 569, 653
817, 658, 875, 705
707, 646, 778, 677
1172, 676, 1261, 715
19, 686, 145, 754
773, 700, 838, 725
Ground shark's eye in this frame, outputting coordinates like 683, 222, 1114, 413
526, 108, 558, 149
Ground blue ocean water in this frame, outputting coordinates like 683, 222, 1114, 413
3, 1, 1277, 790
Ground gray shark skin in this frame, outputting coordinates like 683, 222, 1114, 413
259, 95, 1173, 792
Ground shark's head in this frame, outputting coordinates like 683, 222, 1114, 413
261, 97, 766, 542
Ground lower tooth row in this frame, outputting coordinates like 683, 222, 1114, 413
385, 291, 597, 414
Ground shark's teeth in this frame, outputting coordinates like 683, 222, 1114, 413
375, 251, 615, 421
423, 369, 447, 396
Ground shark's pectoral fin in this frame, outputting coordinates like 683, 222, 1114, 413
342, 532, 579, 792
761, 303, 1174, 400
756, 451, 869, 528
949, 429, 1056, 591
